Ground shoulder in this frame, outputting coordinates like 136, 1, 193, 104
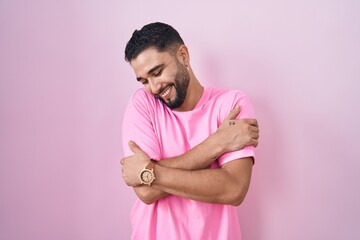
126, 88, 171, 120
130, 88, 155, 104
206, 87, 255, 118
208, 87, 251, 105
127, 88, 159, 110
123, 88, 158, 119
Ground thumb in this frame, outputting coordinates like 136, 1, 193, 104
224, 105, 241, 121
128, 141, 142, 154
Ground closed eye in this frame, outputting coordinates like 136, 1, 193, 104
140, 79, 148, 85
153, 68, 163, 77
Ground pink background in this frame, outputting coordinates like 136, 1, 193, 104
1, 1, 359, 239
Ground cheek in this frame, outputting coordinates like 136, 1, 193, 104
162, 69, 177, 81
160, 76, 172, 83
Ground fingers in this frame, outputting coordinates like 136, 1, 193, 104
128, 141, 142, 154
250, 125, 259, 133
251, 139, 259, 148
250, 132, 259, 140
243, 118, 258, 127
224, 105, 241, 121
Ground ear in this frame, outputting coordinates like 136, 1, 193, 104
176, 45, 190, 66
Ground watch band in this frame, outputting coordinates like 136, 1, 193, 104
146, 162, 156, 170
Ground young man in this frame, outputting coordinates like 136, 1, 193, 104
121, 22, 259, 240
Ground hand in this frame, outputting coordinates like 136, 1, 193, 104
121, 141, 151, 187
214, 105, 259, 153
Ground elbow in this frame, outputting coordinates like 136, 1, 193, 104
230, 194, 245, 206
134, 186, 169, 204
225, 185, 248, 206
141, 199, 156, 205
137, 192, 157, 205
135, 188, 157, 205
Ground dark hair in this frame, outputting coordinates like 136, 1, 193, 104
124, 22, 185, 62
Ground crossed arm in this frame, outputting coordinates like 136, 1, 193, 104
121, 106, 259, 205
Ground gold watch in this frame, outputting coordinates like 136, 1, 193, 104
140, 162, 156, 186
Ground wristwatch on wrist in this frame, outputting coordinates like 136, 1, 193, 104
140, 162, 156, 186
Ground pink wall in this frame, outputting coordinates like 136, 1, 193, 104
1, 1, 359, 239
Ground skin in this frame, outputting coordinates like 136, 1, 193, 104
121, 45, 259, 205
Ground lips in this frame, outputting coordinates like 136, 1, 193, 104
159, 85, 172, 100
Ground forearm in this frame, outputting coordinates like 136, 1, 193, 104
158, 114, 259, 170
123, 111, 259, 204
156, 133, 224, 170
133, 137, 224, 204
152, 158, 253, 206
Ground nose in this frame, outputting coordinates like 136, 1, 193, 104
148, 78, 162, 95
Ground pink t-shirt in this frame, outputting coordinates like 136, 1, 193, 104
122, 86, 255, 240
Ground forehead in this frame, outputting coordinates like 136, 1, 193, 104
130, 48, 174, 76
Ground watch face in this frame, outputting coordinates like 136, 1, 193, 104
140, 170, 153, 184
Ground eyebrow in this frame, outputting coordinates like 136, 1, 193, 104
136, 64, 165, 81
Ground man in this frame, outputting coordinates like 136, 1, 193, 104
121, 22, 259, 240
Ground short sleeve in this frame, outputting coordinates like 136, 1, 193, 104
122, 89, 161, 160
217, 92, 256, 166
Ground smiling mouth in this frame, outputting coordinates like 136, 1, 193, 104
158, 85, 172, 100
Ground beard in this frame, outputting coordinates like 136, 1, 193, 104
155, 62, 190, 109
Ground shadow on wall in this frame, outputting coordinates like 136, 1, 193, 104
198, 52, 286, 240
